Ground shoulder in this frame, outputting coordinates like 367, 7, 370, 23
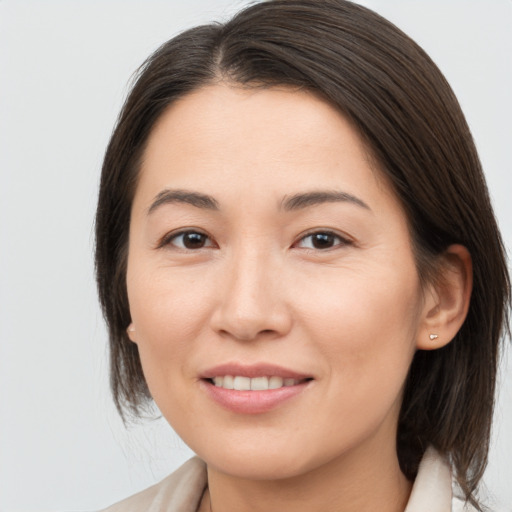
99, 456, 207, 512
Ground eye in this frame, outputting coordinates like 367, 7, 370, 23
295, 231, 350, 250
163, 230, 214, 250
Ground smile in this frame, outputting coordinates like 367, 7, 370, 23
210, 376, 307, 390
200, 364, 314, 414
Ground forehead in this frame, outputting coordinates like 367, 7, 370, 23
145, 84, 365, 157
135, 83, 395, 213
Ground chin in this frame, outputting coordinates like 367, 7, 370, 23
203, 448, 317, 481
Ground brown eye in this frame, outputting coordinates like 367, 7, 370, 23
311, 233, 335, 249
167, 231, 213, 250
296, 231, 350, 250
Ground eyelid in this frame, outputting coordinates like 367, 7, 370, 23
293, 229, 354, 250
155, 228, 353, 251
157, 228, 216, 250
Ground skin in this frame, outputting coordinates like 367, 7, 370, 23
126, 84, 472, 512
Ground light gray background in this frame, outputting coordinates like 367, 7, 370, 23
0, 1, 510, 511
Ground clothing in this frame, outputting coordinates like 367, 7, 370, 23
100, 447, 475, 512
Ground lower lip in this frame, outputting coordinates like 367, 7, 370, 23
201, 379, 311, 414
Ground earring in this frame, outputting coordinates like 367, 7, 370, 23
429, 333, 439, 341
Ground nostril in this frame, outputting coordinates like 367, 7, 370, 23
210, 300, 293, 341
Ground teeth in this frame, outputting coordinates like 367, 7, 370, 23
223, 375, 234, 389
233, 376, 251, 391
269, 376, 283, 389
211, 375, 302, 390
251, 377, 268, 390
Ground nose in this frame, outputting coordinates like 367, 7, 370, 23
210, 247, 293, 342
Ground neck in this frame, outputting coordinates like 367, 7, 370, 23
201, 438, 412, 512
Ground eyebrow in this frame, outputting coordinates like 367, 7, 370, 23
148, 189, 219, 214
281, 190, 371, 212
147, 188, 371, 215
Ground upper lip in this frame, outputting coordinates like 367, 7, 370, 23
200, 362, 313, 380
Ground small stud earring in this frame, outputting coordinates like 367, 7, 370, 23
429, 333, 439, 341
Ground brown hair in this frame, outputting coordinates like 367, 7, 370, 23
95, 1, 510, 508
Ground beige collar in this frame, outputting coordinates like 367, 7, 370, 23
404, 446, 452, 512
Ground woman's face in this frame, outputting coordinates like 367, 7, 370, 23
126, 84, 430, 479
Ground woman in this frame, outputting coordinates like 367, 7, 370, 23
95, 1, 510, 510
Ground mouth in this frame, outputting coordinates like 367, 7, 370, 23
199, 363, 314, 414
205, 375, 312, 390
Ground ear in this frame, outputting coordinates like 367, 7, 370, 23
126, 323, 137, 343
416, 244, 472, 350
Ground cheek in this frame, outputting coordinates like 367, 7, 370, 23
297, 260, 422, 389
125, 265, 218, 425
125, 263, 215, 377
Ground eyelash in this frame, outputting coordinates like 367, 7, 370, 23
294, 230, 352, 251
158, 229, 352, 252
158, 230, 215, 250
